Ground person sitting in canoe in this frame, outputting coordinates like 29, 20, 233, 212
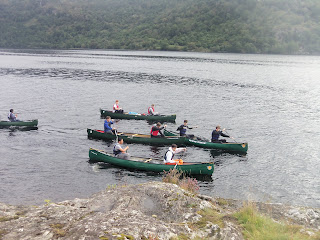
7, 109, 19, 122
147, 104, 159, 115
164, 144, 186, 165
211, 125, 231, 143
150, 122, 167, 138
113, 100, 124, 114
104, 116, 116, 134
177, 120, 197, 139
113, 138, 130, 160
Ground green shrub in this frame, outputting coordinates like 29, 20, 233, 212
234, 202, 320, 240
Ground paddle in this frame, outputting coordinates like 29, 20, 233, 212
224, 129, 237, 143
114, 129, 118, 142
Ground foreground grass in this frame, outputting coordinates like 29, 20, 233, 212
234, 202, 320, 240
162, 172, 320, 239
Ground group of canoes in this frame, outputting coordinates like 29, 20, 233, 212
1, 102, 247, 176
88, 101, 248, 175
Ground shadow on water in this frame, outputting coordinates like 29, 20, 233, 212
210, 149, 247, 157
150, 145, 162, 154
87, 137, 115, 147
0, 126, 38, 131
210, 150, 247, 166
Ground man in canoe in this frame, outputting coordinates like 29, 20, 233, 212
8, 109, 19, 122
164, 144, 186, 165
177, 120, 196, 139
211, 125, 231, 143
150, 122, 167, 138
104, 116, 116, 134
113, 138, 130, 160
113, 100, 124, 113
147, 104, 159, 115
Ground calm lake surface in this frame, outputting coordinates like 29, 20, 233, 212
0, 49, 319, 207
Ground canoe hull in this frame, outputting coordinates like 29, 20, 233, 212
87, 128, 186, 146
164, 129, 248, 153
100, 109, 176, 122
89, 148, 214, 175
0, 119, 38, 127
186, 139, 248, 153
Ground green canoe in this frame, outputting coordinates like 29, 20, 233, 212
87, 128, 186, 146
164, 129, 248, 153
100, 109, 176, 122
0, 119, 38, 127
89, 148, 214, 175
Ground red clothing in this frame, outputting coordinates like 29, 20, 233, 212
148, 107, 155, 115
150, 125, 164, 136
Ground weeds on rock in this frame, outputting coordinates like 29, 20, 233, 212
50, 223, 66, 238
179, 177, 200, 194
162, 168, 182, 185
162, 169, 200, 194
0, 229, 8, 239
0, 215, 19, 222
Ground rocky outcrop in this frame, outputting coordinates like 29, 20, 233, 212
0, 182, 319, 240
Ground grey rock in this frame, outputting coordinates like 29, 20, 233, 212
0, 181, 319, 240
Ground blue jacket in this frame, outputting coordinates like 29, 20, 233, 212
177, 124, 192, 136
104, 120, 113, 132
211, 130, 229, 141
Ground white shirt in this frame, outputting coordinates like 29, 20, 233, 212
164, 147, 185, 163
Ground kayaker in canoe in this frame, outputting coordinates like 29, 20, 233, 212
150, 122, 167, 138
113, 100, 124, 114
211, 125, 232, 143
177, 120, 197, 138
164, 144, 186, 165
7, 109, 19, 122
147, 104, 159, 115
104, 116, 116, 134
113, 138, 130, 160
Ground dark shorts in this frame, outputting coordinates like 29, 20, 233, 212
151, 135, 164, 138
211, 139, 227, 143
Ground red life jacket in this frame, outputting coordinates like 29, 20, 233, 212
150, 126, 159, 136
113, 104, 119, 110
148, 107, 154, 115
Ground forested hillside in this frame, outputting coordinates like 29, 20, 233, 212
0, 0, 319, 54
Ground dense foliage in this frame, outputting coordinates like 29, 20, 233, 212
0, 0, 319, 54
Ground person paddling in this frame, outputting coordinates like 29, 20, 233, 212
113, 100, 124, 113
211, 125, 231, 143
104, 116, 116, 134
164, 144, 186, 165
113, 138, 130, 160
150, 122, 166, 138
177, 120, 196, 138
148, 104, 159, 115
8, 109, 19, 122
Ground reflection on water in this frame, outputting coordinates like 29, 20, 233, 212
150, 146, 162, 155
0, 67, 279, 92
0, 49, 320, 208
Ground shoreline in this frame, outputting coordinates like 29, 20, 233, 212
1, 181, 319, 239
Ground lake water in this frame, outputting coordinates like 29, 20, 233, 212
0, 49, 319, 207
